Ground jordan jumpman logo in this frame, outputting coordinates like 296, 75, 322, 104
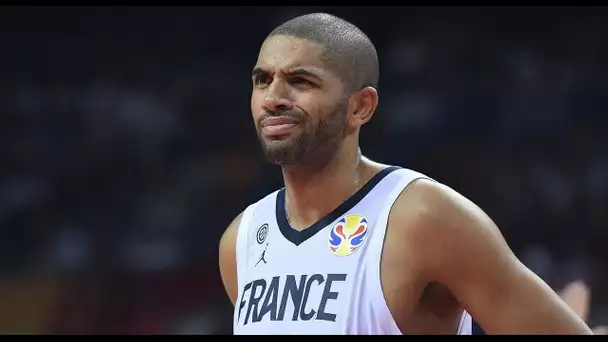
255, 243, 268, 266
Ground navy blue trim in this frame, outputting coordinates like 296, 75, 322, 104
473, 320, 485, 335
275, 166, 401, 246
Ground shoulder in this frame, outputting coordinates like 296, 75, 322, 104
387, 177, 507, 272
218, 188, 284, 304
218, 189, 282, 274
249, 188, 284, 215
390, 177, 497, 238
220, 211, 245, 251
223, 188, 283, 240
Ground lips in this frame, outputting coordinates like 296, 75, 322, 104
260, 116, 301, 137
260, 116, 300, 127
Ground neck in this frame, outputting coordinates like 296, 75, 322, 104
281, 143, 365, 231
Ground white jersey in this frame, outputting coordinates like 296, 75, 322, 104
233, 166, 472, 335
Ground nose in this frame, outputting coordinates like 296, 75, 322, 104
262, 82, 293, 113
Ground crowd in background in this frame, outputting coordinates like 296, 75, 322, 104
0, 6, 606, 334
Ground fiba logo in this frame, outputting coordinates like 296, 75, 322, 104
328, 214, 369, 257
256, 223, 269, 244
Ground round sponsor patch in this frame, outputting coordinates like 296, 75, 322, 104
257, 223, 269, 244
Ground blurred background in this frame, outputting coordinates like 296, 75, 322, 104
0, 5, 606, 334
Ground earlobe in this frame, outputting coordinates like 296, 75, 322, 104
354, 87, 378, 124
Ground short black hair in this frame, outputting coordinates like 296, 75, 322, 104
267, 13, 379, 93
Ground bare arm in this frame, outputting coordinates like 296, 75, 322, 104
403, 179, 592, 334
219, 211, 244, 306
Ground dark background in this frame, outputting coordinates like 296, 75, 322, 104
0, 6, 606, 334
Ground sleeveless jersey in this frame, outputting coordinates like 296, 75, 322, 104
233, 166, 472, 335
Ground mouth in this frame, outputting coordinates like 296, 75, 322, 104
260, 116, 301, 138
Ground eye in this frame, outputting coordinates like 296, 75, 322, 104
291, 77, 313, 86
289, 77, 318, 88
254, 74, 272, 85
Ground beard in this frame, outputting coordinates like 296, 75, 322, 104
256, 100, 348, 166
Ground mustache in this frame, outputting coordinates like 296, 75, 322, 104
257, 110, 305, 125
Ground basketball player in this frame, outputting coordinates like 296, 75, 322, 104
219, 13, 593, 335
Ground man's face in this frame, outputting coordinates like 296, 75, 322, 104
251, 35, 349, 166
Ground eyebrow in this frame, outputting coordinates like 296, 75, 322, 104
252, 67, 267, 78
290, 68, 323, 81
251, 67, 323, 81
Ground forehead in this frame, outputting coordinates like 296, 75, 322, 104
256, 35, 327, 72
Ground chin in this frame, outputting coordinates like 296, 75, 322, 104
264, 151, 295, 166
264, 132, 298, 142
262, 146, 304, 166
262, 138, 296, 151
258, 132, 308, 166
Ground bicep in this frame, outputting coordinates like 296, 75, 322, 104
219, 212, 243, 306
416, 181, 591, 334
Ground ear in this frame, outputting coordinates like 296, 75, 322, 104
348, 86, 379, 127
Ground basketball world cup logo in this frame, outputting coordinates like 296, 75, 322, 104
328, 214, 369, 257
